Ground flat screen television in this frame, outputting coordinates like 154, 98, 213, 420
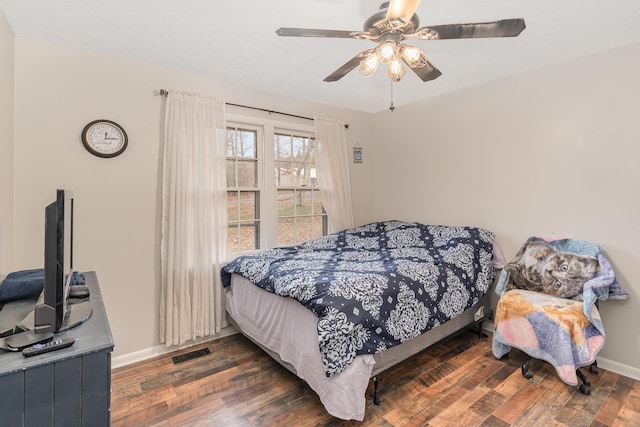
33, 189, 91, 333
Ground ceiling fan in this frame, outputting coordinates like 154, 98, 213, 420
276, 0, 526, 83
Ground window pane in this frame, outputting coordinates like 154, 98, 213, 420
304, 163, 314, 187
277, 189, 295, 217
293, 136, 305, 159
237, 160, 257, 187
275, 134, 292, 160
296, 216, 313, 243
275, 161, 294, 186
307, 139, 317, 163
238, 223, 258, 252
303, 163, 315, 186
227, 225, 239, 253
297, 190, 312, 216
292, 162, 308, 186
237, 130, 256, 158
274, 161, 287, 187
311, 190, 323, 215
226, 160, 236, 187
227, 192, 238, 222
239, 191, 258, 221
226, 130, 236, 157
278, 217, 295, 247
312, 216, 324, 238
226, 125, 261, 254
309, 167, 317, 187
275, 131, 326, 246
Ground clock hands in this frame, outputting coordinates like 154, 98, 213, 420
103, 131, 119, 141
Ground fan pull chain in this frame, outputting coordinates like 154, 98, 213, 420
389, 80, 395, 112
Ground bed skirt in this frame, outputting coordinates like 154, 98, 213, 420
226, 273, 488, 421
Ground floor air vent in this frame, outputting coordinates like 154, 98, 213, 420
172, 348, 211, 364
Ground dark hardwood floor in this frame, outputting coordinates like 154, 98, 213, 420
111, 331, 640, 426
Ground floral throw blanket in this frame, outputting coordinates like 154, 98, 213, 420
492, 237, 628, 385
222, 221, 496, 376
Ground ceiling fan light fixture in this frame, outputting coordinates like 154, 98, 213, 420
377, 40, 398, 63
388, 58, 406, 82
276, 2, 526, 84
400, 44, 427, 68
359, 52, 380, 77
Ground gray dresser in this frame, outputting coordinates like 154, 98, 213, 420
0, 272, 114, 426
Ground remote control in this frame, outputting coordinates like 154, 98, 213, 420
22, 337, 76, 357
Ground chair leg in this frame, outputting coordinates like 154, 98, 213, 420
577, 360, 599, 395
576, 368, 592, 395
521, 357, 598, 395
522, 358, 534, 379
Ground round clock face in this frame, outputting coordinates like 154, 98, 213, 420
81, 120, 128, 158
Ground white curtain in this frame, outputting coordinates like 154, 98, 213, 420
313, 117, 354, 233
160, 90, 228, 346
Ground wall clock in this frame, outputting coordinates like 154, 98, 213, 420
81, 119, 128, 158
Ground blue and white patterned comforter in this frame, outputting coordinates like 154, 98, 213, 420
221, 221, 495, 376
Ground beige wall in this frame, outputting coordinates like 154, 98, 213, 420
12, 38, 374, 358
0, 9, 14, 278
6, 32, 639, 379
371, 43, 640, 377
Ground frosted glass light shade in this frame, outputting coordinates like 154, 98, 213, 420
377, 41, 397, 63
388, 58, 406, 82
359, 53, 380, 77
401, 44, 428, 68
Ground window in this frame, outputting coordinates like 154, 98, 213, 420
226, 125, 261, 253
274, 131, 327, 246
225, 120, 328, 255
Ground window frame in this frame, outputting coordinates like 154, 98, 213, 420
226, 122, 264, 254
225, 114, 329, 255
273, 128, 327, 247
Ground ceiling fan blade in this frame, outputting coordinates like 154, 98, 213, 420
324, 49, 374, 82
408, 59, 442, 82
424, 18, 526, 39
386, 0, 422, 23
276, 27, 357, 38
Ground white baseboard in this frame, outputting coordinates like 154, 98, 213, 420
111, 325, 238, 369
596, 357, 640, 381
480, 320, 640, 381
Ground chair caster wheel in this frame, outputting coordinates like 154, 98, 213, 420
590, 365, 599, 374
521, 366, 533, 380
579, 384, 591, 395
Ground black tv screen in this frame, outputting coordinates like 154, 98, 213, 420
34, 189, 73, 333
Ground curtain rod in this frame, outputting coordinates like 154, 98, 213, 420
159, 89, 348, 129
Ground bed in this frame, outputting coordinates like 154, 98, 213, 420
221, 220, 504, 421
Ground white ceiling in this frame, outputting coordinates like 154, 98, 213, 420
2, 0, 640, 113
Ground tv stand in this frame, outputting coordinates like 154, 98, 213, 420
19, 298, 93, 334
60, 300, 93, 332
0, 272, 113, 426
